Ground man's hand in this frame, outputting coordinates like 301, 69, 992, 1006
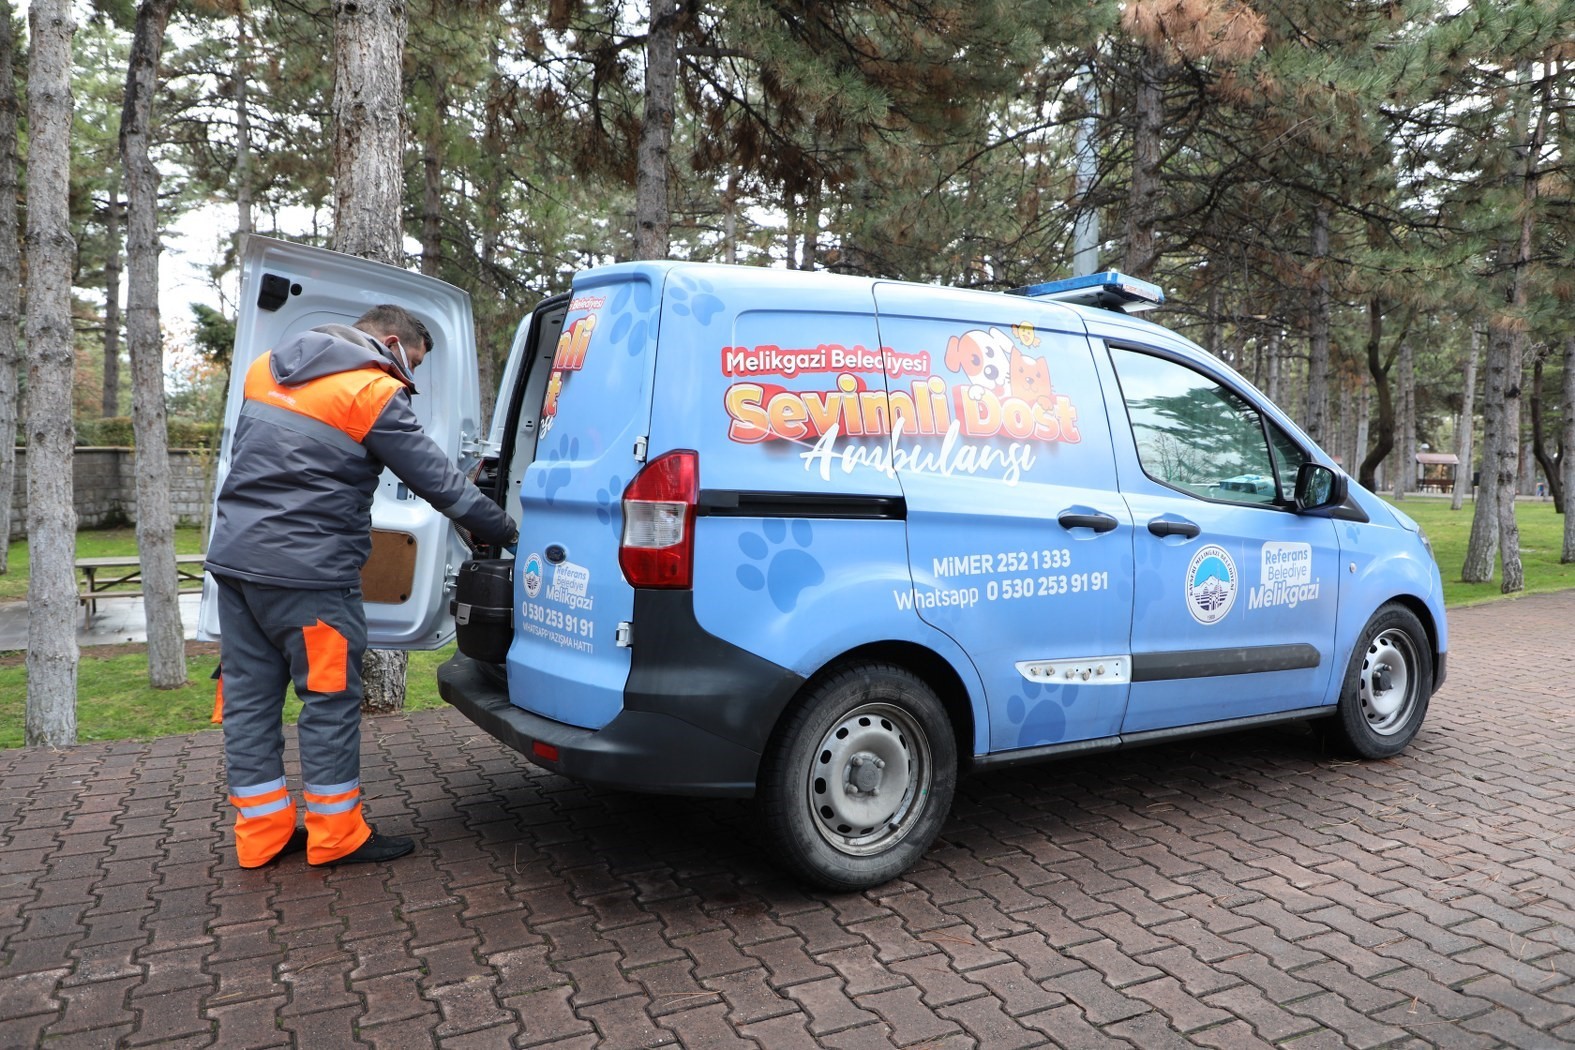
504, 529, 519, 555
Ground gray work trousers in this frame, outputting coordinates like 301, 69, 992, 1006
214, 574, 371, 864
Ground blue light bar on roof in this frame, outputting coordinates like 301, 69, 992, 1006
1010, 270, 1165, 313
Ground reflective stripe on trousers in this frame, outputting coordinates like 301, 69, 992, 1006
228, 776, 298, 869
215, 574, 373, 866
302, 779, 369, 865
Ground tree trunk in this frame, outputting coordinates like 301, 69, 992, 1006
1353, 382, 1369, 482
420, 82, 445, 277
1392, 338, 1414, 500
1490, 321, 1524, 594
24, 0, 79, 747
332, 0, 408, 713
121, 0, 187, 688
1264, 329, 1281, 403
476, 39, 505, 427
1358, 300, 1393, 491
1305, 206, 1332, 447
634, 0, 679, 260
1451, 327, 1480, 511
1562, 335, 1574, 563
801, 182, 821, 271
332, 0, 406, 269
722, 168, 738, 265
1490, 72, 1548, 595
1462, 329, 1503, 582
1531, 351, 1562, 511
235, 10, 254, 247
0, 0, 20, 571
102, 183, 122, 417
1205, 282, 1222, 358
785, 192, 800, 269
1123, 50, 1162, 279
1518, 433, 1534, 497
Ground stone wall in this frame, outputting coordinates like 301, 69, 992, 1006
6, 448, 216, 541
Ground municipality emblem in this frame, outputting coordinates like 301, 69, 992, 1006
522, 553, 544, 599
1186, 544, 1237, 625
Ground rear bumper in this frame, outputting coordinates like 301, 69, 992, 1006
438, 653, 765, 797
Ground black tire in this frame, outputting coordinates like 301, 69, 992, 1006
757, 663, 957, 892
1330, 603, 1432, 759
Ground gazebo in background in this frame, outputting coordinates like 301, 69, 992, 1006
1415, 451, 1459, 493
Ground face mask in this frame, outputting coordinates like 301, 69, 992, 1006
388, 337, 412, 374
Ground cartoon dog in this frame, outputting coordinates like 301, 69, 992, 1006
945, 326, 1014, 400
1009, 347, 1054, 408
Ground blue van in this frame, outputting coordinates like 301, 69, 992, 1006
206, 239, 1447, 890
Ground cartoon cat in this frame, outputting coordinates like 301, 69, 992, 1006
1009, 348, 1054, 408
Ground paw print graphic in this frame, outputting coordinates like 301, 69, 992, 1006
595, 476, 623, 527
607, 310, 650, 358
535, 436, 579, 505
667, 272, 724, 325
611, 276, 655, 314
1003, 679, 1075, 747
736, 519, 824, 613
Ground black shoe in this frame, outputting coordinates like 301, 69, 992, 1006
244, 826, 308, 869
312, 828, 414, 867
276, 826, 309, 860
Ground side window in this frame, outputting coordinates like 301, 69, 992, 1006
1265, 418, 1312, 501
1109, 346, 1281, 506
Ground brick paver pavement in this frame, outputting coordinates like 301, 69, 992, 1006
3, 592, 1574, 1048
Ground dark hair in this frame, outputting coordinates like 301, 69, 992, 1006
355, 304, 433, 354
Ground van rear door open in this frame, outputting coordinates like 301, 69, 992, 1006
198, 236, 481, 649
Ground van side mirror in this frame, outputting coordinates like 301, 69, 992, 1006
1293, 463, 1346, 513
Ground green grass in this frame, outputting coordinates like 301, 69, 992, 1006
0, 645, 454, 749
1, 525, 451, 748
1381, 495, 1575, 607
0, 526, 207, 602
4, 508, 1574, 748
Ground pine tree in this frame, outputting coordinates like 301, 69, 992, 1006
24, 0, 80, 747
121, 0, 187, 687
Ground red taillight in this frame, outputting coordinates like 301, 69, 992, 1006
618, 450, 698, 589
532, 741, 559, 762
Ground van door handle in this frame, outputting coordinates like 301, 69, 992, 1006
1058, 510, 1119, 534
1147, 518, 1200, 539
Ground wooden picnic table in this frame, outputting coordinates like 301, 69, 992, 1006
76, 553, 207, 620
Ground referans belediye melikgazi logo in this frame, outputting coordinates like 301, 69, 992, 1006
522, 553, 544, 599
1186, 544, 1237, 625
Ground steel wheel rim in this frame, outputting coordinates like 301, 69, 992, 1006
806, 702, 931, 857
1359, 628, 1417, 736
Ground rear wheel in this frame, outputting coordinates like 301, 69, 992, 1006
1330, 603, 1431, 758
758, 663, 956, 891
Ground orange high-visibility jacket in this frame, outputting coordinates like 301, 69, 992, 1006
206, 324, 513, 589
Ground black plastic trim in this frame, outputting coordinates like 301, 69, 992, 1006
492, 292, 572, 509
972, 705, 1332, 773
1120, 706, 1330, 746
436, 588, 806, 797
623, 589, 806, 754
1327, 494, 1370, 522
697, 490, 906, 520
438, 653, 767, 797
969, 736, 1122, 772
1433, 651, 1447, 694
1130, 643, 1320, 682
1147, 519, 1201, 539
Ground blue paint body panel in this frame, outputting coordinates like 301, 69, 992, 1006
484, 262, 1445, 781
